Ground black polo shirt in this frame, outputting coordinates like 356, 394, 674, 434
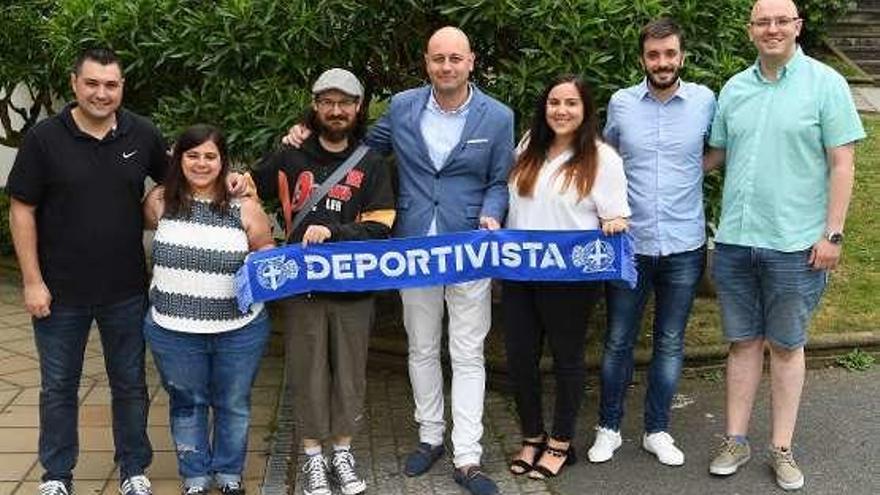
6, 103, 167, 305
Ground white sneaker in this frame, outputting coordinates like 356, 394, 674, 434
642, 431, 685, 466
588, 427, 622, 463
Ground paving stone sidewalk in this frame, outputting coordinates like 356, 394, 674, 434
852, 84, 880, 112
0, 277, 280, 495
286, 366, 551, 495
0, 270, 545, 495
3, 273, 878, 495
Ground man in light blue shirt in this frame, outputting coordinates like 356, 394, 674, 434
589, 17, 716, 468
706, 1, 865, 491
418, 81, 474, 234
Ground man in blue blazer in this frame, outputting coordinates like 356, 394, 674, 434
283, 27, 514, 495
368, 27, 514, 495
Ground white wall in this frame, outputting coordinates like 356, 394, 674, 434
0, 144, 15, 187
0, 83, 54, 187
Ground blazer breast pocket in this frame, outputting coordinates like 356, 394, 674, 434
457, 139, 490, 165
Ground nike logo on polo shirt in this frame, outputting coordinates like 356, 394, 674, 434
122, 150, 138, 159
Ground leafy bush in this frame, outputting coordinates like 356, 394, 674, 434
30, 0, 785, 155
0, 0, 854, 229
0, 190, 12, 256
0, 0, 57, 148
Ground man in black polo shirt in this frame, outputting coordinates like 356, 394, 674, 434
7, 48, 163, 495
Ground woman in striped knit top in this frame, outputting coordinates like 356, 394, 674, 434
142, 124, 274, 495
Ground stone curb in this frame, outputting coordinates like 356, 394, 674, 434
369, 330, 880, 375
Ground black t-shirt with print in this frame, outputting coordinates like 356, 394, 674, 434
252, 135, 394, 243
6, 103, 167, 305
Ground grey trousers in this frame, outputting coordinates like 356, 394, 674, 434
279, 295, 373, 440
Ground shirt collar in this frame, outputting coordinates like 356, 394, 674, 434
638, 78, 688, 102
61, 103, 129, 140
427, 83, 474, 115
751, 45, 805, 82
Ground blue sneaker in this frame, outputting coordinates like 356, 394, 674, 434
453, 466, 498, 495
403, 442, 445, 476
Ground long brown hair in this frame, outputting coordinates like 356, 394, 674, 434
162, 124, 230, 218
510, 74, 599, 200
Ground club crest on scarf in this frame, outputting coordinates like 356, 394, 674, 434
571, 239, 616, 273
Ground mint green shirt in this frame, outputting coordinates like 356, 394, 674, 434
709, 47, 865, 252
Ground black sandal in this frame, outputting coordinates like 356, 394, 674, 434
528, 442, 577, 479
508, 436, 546, 475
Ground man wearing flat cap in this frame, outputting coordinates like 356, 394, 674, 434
248, 68, 395, 495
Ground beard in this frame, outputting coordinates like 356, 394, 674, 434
645, 66, 681, 90
317, 115, 354, 143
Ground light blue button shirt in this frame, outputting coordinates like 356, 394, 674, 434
419, 85, 473, 234
709, 48, 866, 251
604, 79, 716, 256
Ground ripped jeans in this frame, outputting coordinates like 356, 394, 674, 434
144, 310, 269, 488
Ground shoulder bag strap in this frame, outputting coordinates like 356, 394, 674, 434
290, 144, 370, 234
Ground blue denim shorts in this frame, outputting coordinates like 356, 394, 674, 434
711, 243, 827, 350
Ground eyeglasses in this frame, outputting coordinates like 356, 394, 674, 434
315, 97, 359, 111
750, 16, 800, 29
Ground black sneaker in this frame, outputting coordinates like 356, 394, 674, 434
119, 475, 152, 495
182, 487, 207, 495
330, 449, 367, 495
38, 481, 72, 495
218, 481, 245, 495
301, 454, 331, 495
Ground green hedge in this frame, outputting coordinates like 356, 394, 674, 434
0, 0, 854, 254
0, 190, 12, 257
27, 0, 847, 158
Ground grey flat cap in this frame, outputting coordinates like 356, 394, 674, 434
312, 68, 363, 98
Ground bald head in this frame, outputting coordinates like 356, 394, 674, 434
751, 0, 798, 19
426, 26, 472, 55
423, 26, 475, 102
748, 0, 802, 72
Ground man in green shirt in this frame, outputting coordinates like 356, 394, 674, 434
704, 0, 865, 491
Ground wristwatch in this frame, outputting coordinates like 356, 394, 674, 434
825, 230, 844, 245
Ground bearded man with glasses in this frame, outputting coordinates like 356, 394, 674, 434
246, 68, 395, 495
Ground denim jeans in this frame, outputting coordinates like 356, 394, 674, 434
33, 294, 151, 483
712, 243, 826, 350
144, 310, 269, 488
599, 246, 705, 433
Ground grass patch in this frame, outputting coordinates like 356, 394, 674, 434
700, 369, 725, 383
812, 115, 880, 335
588, 116, 880, 352
836, 348, 876, 371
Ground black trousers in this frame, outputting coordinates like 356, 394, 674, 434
502, 280, 600, 441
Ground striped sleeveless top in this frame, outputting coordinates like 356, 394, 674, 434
149, 199, 263, 333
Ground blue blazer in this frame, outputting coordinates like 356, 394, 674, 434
366, 85, 515, 237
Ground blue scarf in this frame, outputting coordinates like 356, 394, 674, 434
235, 229, 637, 311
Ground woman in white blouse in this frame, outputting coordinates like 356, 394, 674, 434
504, 74, 630, 479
